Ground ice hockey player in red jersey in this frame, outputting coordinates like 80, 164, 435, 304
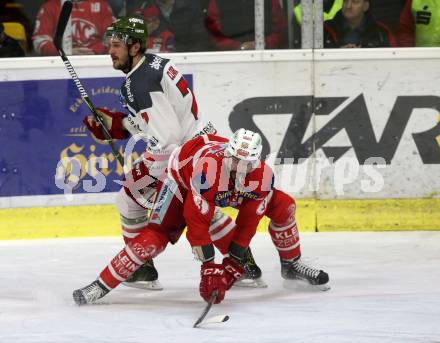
73, 129, 329, 305
80, 16, 263, 290
32, 0, 114, 55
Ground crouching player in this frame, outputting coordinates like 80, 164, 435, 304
73, 129, 329, 305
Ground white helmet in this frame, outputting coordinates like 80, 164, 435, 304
225, 128, 263, 166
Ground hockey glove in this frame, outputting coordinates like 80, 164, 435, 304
199, 262, 228, 304
83, 107, 129, 140
222, 257, 245, 290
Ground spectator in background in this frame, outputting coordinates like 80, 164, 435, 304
134, 4, 175, 52
398, 0, 440, 46
154, 0, 174, 20
324, 0, 397, 48
168, 0, 212, 52
0, 20, 25, 57
132, 0, 212, 52
367, 0, 406, 33
293, 0, 343, 22
0, 1, 34, 52
32, 0, 114, 56
107, 0, 125, 16
206, 0, 287, 50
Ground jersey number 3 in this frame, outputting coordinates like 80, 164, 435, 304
176, 77, 198, 120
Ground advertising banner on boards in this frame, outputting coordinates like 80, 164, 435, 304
0, 51, 439, 206
1, 77, 133, 197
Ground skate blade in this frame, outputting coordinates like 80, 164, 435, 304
283, 279, 330, 292
233, 277, 268, 288
122, 280, 163, 291
316, 283, 331, 291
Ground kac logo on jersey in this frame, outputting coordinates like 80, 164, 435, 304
72, 19, 97, 45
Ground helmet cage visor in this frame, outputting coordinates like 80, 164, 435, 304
224, 149, 260, 173
105, 31, 134, 46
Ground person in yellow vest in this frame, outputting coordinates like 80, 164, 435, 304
293, 0, 343, 23
292, 0, 343, 47
398, 0, 440, 46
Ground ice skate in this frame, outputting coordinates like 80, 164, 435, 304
234, 248, 267, 288
281, 256, 330, 291
122, 259, 163, 291
73, 279, 110, 305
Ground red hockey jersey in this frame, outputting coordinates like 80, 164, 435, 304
169, 134, 274, 248
32, 0, 114, 55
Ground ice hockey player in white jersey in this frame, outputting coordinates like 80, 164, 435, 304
83, 16, 263, 289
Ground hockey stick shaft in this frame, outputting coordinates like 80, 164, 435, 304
54, 1, 124, 167
193, 289, 218, 328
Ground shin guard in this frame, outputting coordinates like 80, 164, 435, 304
269, 219, 301, 261
99, 230, 168, 289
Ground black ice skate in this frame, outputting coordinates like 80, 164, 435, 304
73, 279, 110, 305
281, 256, 330, 291
234, 248, 267, 288
122, 259, 163, 290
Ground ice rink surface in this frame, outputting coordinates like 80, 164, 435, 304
1, 231, 439, 343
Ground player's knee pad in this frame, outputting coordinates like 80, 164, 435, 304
116, 187, 148, 218
129, 229, 169, 263
267, 189, 297, 225
269, 217, 301, 260
209, 208, 236, 255
116, 188, 150, 243
120, 213, 149, 244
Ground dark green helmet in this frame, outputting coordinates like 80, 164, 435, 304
105, 16, 148, 49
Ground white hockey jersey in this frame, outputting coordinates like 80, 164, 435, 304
119, 53, 215, 177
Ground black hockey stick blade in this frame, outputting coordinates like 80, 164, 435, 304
54, 0, 73, 51
193, 290, 219, 328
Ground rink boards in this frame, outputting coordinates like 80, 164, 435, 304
0, 49, 439, 238
0, 199, 439, 239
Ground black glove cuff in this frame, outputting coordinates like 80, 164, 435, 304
192, 244, 215, 263
229, 241, 247, 262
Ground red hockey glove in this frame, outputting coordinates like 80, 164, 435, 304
222, 257, 245, 290
199, 262, 228, 304
83, 107, 129, 140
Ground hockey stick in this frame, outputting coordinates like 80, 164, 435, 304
193, 290, 229, 328
54, 0, 124, 167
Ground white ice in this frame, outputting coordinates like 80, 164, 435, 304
1, 232, 439, 343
